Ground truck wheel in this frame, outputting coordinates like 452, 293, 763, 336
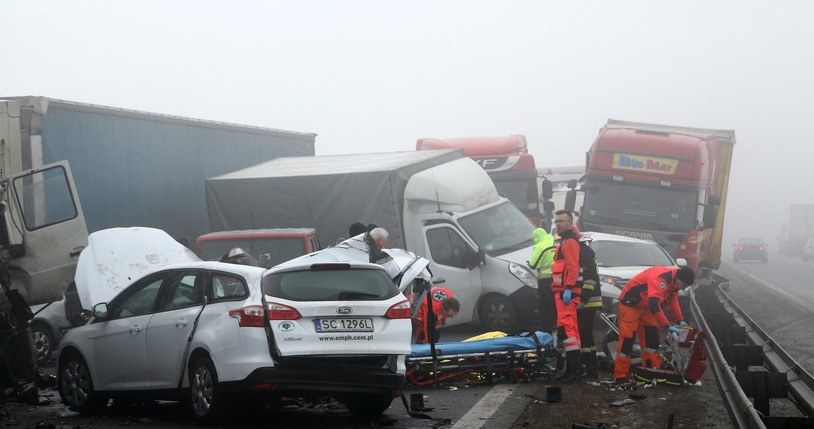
479, 295, 517, 331
344, 393, 393, 418
30, 322, 55, 366
58, 351, 108, 415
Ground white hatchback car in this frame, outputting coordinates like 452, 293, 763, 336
58, 251, 417, 422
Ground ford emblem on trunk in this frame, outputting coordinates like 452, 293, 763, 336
336, 306, 352, 315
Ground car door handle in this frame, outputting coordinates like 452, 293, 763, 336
175, 319, 189, 328
432, 278, 446, 285
70, 246, 85, 257
129, 325, 142, 335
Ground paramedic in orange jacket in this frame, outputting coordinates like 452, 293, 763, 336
551, 210, 585, 383
613, 266, 695, 383
412, 287, 460, 344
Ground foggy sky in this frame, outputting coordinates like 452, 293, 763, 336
2, 1, 813, 247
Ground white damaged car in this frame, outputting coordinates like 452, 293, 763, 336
57, 228, 429, 422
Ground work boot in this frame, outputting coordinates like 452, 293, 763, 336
560, 350, 585, 384
582, 351, 598, 380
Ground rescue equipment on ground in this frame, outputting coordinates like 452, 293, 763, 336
405, 331, 558, 387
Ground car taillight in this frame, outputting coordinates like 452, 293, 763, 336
228, 305, 265, 327
384, 299, 412, 319
267, 302, 301, 320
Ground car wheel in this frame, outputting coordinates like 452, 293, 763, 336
344, 393, 393, 418
30, 322, 55, 366
58, 352, 108, 415
189, 356, 222, 424
479, 295, 517, 331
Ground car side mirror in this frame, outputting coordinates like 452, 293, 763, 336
92, 303, 109, 320
467, 248, 485, 270
541, 179, 553, 201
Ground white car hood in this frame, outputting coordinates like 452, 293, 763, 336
74, 227, 200, 308
598, 265, 654, 285
493, 244, 537, 266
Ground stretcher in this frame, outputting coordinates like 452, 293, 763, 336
404, 331, 560, 387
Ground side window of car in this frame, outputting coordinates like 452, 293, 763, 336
110, 275, 166, 319
211, 273, 248, 301
426, 227, 469, 269
162, 272, 204, 311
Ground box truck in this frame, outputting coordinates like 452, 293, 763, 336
205, 150, 540, 330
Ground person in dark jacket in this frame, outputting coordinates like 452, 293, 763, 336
575, 234, 602, 379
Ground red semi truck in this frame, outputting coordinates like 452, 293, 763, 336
569, 119, 735, 277
416, 135, 543, 226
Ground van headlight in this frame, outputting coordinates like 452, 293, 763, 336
509, 262, 536, 288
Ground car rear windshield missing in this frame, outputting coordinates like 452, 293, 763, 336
262, 269, 399, 301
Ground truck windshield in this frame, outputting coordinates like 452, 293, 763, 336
198, 237, 306, 267
458, 201, 535, 255
494, 179, 539, 216
581, 182, 696, 232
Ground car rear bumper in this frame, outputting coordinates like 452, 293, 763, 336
735, 250, 766, 260
220, 366, 405, 396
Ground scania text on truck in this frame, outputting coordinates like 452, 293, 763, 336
205, 150, 540, 331
416, 135, 542, 226
569, 119, 735, 278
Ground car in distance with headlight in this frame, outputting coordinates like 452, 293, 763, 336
733, 237, 768, 263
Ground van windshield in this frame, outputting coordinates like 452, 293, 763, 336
458, 201, 535, 255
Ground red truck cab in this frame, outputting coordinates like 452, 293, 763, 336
416, 135, 541, 226
194, 228, 320, 268
575, 120, 735, 276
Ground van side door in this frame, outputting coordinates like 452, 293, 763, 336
422, 224, 482, 326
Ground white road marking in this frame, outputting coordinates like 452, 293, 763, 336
450, 384, 515, 429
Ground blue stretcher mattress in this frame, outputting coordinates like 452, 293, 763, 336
408, 332, 554, 358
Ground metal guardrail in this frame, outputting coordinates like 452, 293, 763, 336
690, 275, 814, 428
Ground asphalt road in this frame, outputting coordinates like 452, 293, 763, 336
717, 247, 814, 376
11, 252, 812, 429
4, 323, 532, 429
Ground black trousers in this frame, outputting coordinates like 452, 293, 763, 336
537, 278, 556, 334
577, 306, 599, 352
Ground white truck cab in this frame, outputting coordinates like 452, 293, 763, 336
1, 99, 88, 351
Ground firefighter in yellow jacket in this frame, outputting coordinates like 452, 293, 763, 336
528, 227, 556, 334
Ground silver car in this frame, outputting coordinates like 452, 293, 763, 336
29, 298, 71, 366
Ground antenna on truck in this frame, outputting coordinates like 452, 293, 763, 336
431, 168, 442, 213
